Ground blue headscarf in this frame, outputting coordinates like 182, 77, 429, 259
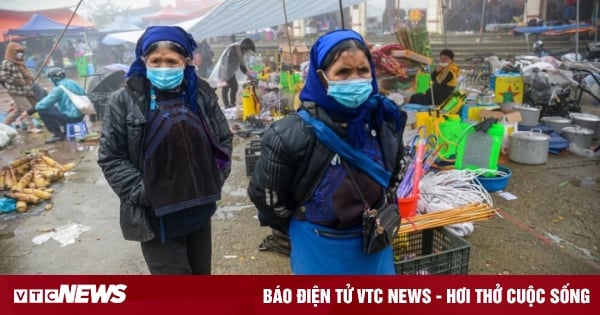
126, 26, 199, 113
299, 29, 404, 147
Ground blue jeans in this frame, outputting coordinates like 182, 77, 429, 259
37, 107, 83, 137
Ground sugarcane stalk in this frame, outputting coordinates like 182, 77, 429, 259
11, 170, 33, 192
0, 168, 6, 190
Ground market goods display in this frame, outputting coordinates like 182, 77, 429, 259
0, 153, 75, 213
397, 202, 497, 235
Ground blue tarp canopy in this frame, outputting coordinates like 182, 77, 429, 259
7, 14, 94, 36
513, 23, 594, 35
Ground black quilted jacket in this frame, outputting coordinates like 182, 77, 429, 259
97, 75, 232, 241
248, 102, 406, 233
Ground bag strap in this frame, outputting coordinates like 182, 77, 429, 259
59, 85, 71, 94
341, 160, 372, 211
59, 85, 80, 98
297, 109, 392, 188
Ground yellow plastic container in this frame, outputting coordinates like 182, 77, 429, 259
415, 111, 434, 136
494, 74, 524, 104
242, 86, 259, 121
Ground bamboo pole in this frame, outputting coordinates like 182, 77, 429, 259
398, 203, 497, 234
31, 0, 85, 84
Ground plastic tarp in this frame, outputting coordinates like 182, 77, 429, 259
141, 5, 187, 22
513, 23, 594, 35
187, 0, 365, 40
0, 8, 94, 40
98, 16, 141, 33
101, 15, 204, 46
7, 13, 94, 35
0, 0, 79, 12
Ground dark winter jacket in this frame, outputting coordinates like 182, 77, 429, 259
248, 102, 406, 233
98, 75, 233, 242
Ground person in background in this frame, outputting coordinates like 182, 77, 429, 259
53, 43, 64, 68
66, 40, 76, 61
97, 26, 232, 274
408, 49, 459, 105
248, 29, 407, 275
208, 38, 255, 108
74, 39, 88, 57
19, 67, 84, 143
194, 39, 214, 78
0, 42, 40, 133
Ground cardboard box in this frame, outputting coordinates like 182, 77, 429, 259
478, 109, 521, 123
493, 74, 524, 104
391, 49, 433, 65
280, 43, 309, 66
479, 109, 521, 153
460, 104, 499, 122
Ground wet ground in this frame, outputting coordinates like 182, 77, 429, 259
0, 85, 599, 275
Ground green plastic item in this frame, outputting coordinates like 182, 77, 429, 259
436, 115, 463, 159
415, 71, 431, 94
280, 71, 301, 91
454, 122, 504, 176
410, 26, 431, 56
75, 56, 88, 76
502, 91, 514, 103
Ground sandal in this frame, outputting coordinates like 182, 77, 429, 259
258, 235, 291, 256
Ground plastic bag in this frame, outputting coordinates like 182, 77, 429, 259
0, 130, 10, 148
0, 197, 17, 213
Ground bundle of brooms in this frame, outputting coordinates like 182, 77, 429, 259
397, 202, 497, 235
0, 153, 75, 213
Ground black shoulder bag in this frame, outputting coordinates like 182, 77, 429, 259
342, 161, 401, 255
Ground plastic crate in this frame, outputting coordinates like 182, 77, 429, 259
393, 228, 470, 275
244, 140, 262, 176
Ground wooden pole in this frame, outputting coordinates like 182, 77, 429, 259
478, 0, 486, 54
576, 0, 580, 61
595, 0, 598, 41
281, 0, 294, 68
339, 0, 345, 28
441, 0, 447, 49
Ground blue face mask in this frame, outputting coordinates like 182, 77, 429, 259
325, 77, 373, 108
146, 67, 184, 90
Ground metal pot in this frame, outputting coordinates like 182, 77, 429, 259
477, 92, 495, 105
509, 129, 550, 165
562, 125, 595, 149
515, 104, 542, 127
540, 116, 571, 134
569, 112, 600, 139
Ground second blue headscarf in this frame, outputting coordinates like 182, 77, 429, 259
299, 29, 404, 147
127, 26, 199, 113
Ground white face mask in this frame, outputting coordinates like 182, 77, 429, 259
439, 62, 449, 67
16, 52, 24, 60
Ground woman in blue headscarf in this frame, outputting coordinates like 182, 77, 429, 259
248, 29, 407, 274
98, 26, 232, 274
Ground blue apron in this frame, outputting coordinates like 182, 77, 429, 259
289, 217, 395, 275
